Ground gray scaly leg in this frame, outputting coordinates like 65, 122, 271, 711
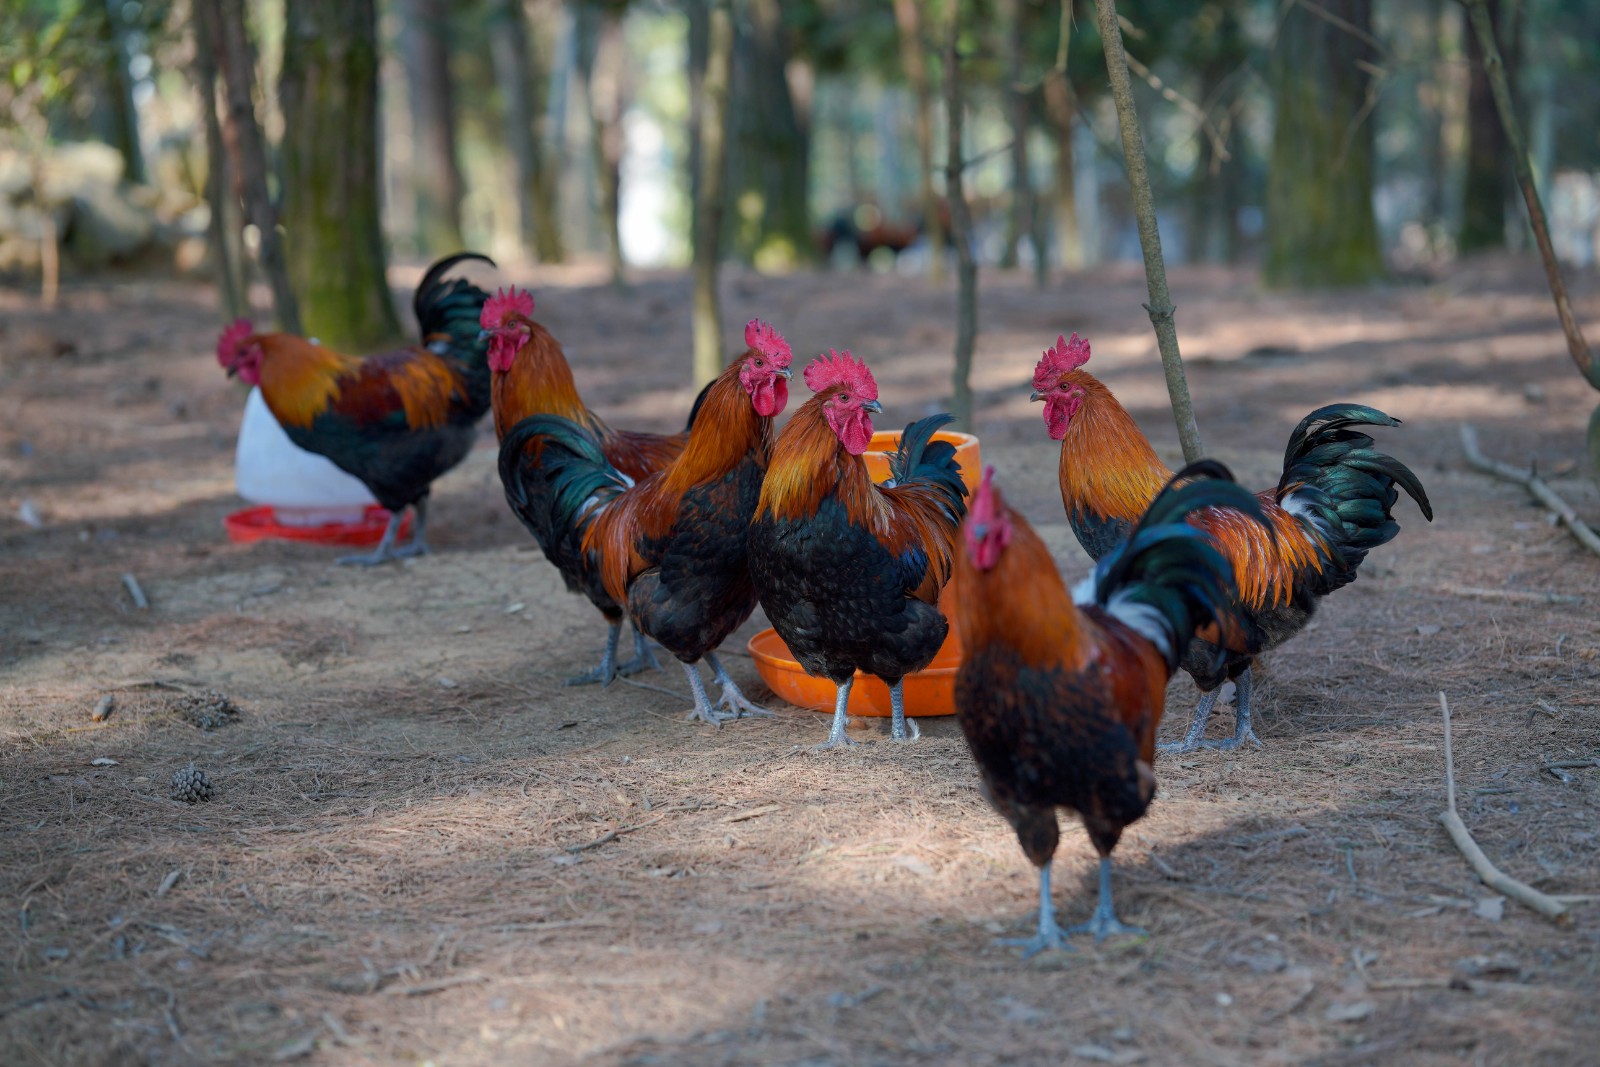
996, 863, 1070, 958
682, 661, 734, 727
1198, 668, 1261, 751
1065, 856, 1147, 943
392, 497, 431, 558
814, 678, 857, 751
705, 652, 774, 720
614, 625, 661, 678
337, 508, 405, 566
1156, 687, 1221, 754
889, 680, 921, 742
565, 622, 622, 687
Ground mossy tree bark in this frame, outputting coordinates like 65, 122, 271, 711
1459, 0, 1517, 253
891, 0, 943, 281
98, 0, 146, 185
489, 0, 563, 263
279, 0, 399, 351
190, 0, 246, 322
398, 0, 466, 257
692, 0, 734, 387
1263, 0, 1383, 289
576, 2, 629, 289
208, 0, 299, 334
998, 0, 1032, 274
944, 2, 977, 432
729, 0, 813, 269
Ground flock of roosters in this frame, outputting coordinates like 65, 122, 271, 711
214, 253, 1433, 954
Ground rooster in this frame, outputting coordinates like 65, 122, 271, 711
1031, 333, 1433, 751
481, 287, 709, 684
748, 351, 968, 747
954, 461, 1268, 952
498, 320, 793, 724
215, 253, 494, 565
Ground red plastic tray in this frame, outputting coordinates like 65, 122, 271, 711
224, 504, 407, 547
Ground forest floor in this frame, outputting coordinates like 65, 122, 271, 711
2, 255, 1599, 1067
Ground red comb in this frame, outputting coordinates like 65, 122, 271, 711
216, 318, 254, 367
803, 349, 877, 400
480, 287, 534, 330
743, 319, 792, 367
1032, 333, 1091, 390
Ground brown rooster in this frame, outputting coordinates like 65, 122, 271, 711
748, 351, 969, 747
954, 462, 1267, 952
215, 253, 493, 565
498, 320, 792, 724
481, 287, 710, 684
1032, 333, 1432, 751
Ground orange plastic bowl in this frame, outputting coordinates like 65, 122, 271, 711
224, 504, 408, 547
747, 429, 979, 718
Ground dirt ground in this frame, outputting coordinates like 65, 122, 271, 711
3, 256, 1599, 1067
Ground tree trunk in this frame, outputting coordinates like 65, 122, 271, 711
489, 0, 563, 262
1263, 0, 1383, 288
191, 0, 246, 321
893, 0, 943, 281
729, 0, 812, 268
1093, 0, 1205, 462
944, 4, 977, 432
998, 0, 1031, 272
99, 0, 147, 185
576, 3, 628, 288
686, 0, 709, 254
692, 0, 734, 386
207, 0, 300, 334
279, 0, 399, 350
1042, 69, 1082, 271
399, 0, 466, 256
1420, 0, 1449, 243
1459, 0, 1517, 253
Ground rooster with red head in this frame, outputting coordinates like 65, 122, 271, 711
215, 253, 494, 565
482, 285, 715, 685
953, 462, 1267, 952
1032, 332, 1432, 751
499, 320, 792, 725
748, 350, 969, 747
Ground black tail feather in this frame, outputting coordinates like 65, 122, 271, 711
886, 413, 968, 515
1278, 403, 1432, 593
413, 252, 495, 367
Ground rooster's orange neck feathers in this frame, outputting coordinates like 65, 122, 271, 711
954, 502, 1085, 668
1056, 373, 1171, 525
757, 396, 887, 532
491, 322, 603, 439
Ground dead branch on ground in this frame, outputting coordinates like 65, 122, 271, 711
1460, 425, 1600, 559
1436, 691, 1570, 924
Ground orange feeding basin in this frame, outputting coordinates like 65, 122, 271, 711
748, 429, 980, 718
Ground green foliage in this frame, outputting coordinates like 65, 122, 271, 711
0, 0, 171, 135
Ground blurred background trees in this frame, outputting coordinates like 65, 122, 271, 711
2, 0, 1599, 343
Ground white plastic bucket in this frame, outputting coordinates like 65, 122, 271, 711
234, 386, 376, 525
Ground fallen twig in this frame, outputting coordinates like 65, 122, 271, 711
1460, 425, 1600, 560
121, 572, 150, 610
564, 830, 619, 854
385, 974, 487, 997
1436, 692, 1570, 924
1439, 583, 1584, 606
1544, 759, 1599, 770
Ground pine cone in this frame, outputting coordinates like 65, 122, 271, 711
170, 763, 213, 804
173, 690, 239, 732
